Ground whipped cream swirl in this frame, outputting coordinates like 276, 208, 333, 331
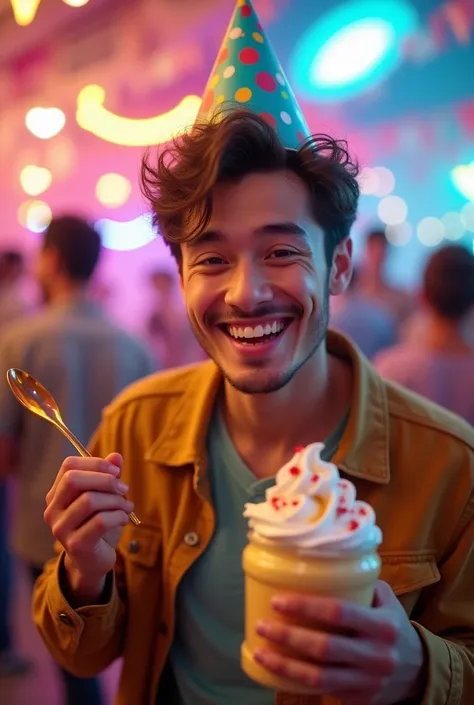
243, 443, 382, 552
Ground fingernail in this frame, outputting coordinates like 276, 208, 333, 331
108, 464, 121, 476
271, 596, 289, 610
253, 648, 267, 663
125, 500, 134, 511
117, 482, 129, 494
256, 621, 270, 636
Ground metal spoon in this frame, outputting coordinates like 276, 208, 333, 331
6, 368, 140, 526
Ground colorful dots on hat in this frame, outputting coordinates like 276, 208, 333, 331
223, 65, 236, 79
239, 47, 259, 64
229, 27, 244, 39
196, 0, 311, 149
201, 90, 215, 112
256, 71, 276, 92
259, 112, 277, 128
218, 47, 229, 64
235, 87, 252, 102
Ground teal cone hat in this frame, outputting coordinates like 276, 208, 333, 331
197, 0, 310, 148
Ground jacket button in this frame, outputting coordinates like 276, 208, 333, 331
58, 613, 74, 627
184, 531, 199, 547
128, 540, 140, 554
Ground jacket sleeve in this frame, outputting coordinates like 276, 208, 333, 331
32, 419, 128, 677
412, 492, 474, 704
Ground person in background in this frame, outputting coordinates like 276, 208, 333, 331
330, 267, 397, 359
0, 249, 33, 677
0, 251, 31, 330
356, 229, 412, 326
0, 216, 155, 704
374, 244, 474, 424
146, 267, 206, 368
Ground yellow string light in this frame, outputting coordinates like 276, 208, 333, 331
76, 84, 201, 147
10, 0, 42, 26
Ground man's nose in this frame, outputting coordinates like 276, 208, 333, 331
224, 261, 273, 312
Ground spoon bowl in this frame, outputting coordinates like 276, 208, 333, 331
7, 368, 140, 526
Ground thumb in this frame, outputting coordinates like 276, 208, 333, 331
372, 580, 393, 608
105, 452, 123, 473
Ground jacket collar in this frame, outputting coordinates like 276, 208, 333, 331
146, 331, 390, 484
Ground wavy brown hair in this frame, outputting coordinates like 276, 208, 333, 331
140, 109, 360, 265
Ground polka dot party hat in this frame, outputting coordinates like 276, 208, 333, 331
197, 0, 310, 148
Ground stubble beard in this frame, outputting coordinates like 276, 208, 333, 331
188, 288, 330, 395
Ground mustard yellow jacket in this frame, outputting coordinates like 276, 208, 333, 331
33, 332, 474, 705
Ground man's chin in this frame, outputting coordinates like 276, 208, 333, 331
221, 367, 296, 395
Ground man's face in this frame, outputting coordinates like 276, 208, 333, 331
181, 171, 351, 394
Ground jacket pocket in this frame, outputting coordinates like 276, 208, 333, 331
379, 552, 440, 615
120, 522, 162, 569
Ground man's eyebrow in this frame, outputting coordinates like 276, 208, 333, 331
191, 221, 308, 245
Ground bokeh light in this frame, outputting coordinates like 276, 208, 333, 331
442, 212, 466, 241
62, 0, 89, 6
371, 166, 395, 197
95, 173, 131, 208
417, 217, 445, 247
96, 215, 155, 251
25, 107, 66, 140
385, 221, 412, 246
44, 137, 76, 180
18, 200, 52, 233
291, 0, 418, 101
358, 166, 379, 195
451, 161, 474, 202
461, 202, 474, 232
377, 195, 407, 225
19, 165, 52, 196
10, 0, 42, 26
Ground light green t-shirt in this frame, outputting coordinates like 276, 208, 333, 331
168, 404, 348, 705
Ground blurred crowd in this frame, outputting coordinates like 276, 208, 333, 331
1, 215, 474, 703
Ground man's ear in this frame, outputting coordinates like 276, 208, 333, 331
329, 237, 353, 296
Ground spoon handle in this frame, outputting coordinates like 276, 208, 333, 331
59, 422, 141, 527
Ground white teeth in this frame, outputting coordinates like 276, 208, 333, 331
226, 320, 286, 340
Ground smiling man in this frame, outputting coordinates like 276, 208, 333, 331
32, 1, 474, 705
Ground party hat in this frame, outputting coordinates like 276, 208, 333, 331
197, 0, 310, 148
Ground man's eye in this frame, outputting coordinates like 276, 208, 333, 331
268, 249, 296, 258
198, 256, 226, 265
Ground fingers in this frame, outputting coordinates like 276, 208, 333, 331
47, 454, 123, 504
45, 470, 128, 526
65, 510, 131, 557
51, 491, 134, 543
256, 621, 396, 676
271, 594, 398, 644
253, 647, 383, 695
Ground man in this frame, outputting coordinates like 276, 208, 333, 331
330, 268, 397, 359
0, 249, 33, 677
0, 250, 32, 329
375, 244, 474, 424
357, 229, 412, 326
32, 2, 474, 705
0, 215, 155, 704
146, 267, 206, 368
